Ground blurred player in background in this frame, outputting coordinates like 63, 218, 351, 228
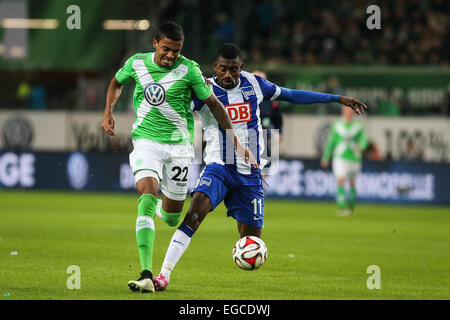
321, 107, 369, 216
101, 23, 255, 293
152, 43, 367, 291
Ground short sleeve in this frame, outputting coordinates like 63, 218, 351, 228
115, 56, 135, 84
188, 62, 213, 101
254, 75, 281, 101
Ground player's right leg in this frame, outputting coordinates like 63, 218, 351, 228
128, 175, 160, 293
127, 140, 165, 293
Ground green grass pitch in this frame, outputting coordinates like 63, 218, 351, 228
0, 190, 449, 300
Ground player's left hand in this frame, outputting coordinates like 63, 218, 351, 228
339, 96, 368, 115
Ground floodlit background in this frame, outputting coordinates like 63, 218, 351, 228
0, 0, 449, 300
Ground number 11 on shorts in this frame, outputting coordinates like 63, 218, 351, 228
252, 198, 263, 216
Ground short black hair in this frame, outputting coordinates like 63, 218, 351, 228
155, 21, 184, 42
213, 43, 244, 63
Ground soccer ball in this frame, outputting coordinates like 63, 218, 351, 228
232, 236, 267, 270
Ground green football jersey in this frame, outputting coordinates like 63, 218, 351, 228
115, 52, 212, 144
322, 119, 369, 162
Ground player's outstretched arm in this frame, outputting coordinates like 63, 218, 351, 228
203, 94, 258, 169
102, 77, 123, 136
277, 87, 368, 115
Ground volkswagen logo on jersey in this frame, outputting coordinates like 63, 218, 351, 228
144, 83, 166, 106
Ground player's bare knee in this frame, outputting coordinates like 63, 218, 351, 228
136, 176, 158, 197
138, 189, 153, 198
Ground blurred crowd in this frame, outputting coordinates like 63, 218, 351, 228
177, 0, 449, 65
1, 0, 448, 113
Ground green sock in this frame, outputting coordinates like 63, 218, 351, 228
156, 199, 182, 227
348, 186, 356, 209
136, 193, 158, 272
336, 185, 346, 210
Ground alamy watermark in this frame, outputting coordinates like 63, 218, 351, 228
66, 5, 81, 30
366, 5, 381, 30
366, 265, 381, 289
66, 265, 81, 289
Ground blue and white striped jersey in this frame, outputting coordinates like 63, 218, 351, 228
191, 70, 281, 175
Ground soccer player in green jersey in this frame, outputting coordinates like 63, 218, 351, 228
101, 22, 256, 293
321, 107, 369, 216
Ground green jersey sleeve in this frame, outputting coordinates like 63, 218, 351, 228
188, 62, 212, 100
115, 55, 135, 84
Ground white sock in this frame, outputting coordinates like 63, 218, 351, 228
160, 225, 194, 282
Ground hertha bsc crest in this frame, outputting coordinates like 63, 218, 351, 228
144, 83, 166, 106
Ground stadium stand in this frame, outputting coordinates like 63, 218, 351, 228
0, 0, 448, 115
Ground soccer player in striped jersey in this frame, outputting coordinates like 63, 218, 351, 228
101, 24, 255, 293
153, 43, 367, 291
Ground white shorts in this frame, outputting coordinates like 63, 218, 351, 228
129, 139, 194, 201
332, 158, 361, 180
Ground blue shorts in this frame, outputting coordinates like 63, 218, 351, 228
192, 163, 264, 228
